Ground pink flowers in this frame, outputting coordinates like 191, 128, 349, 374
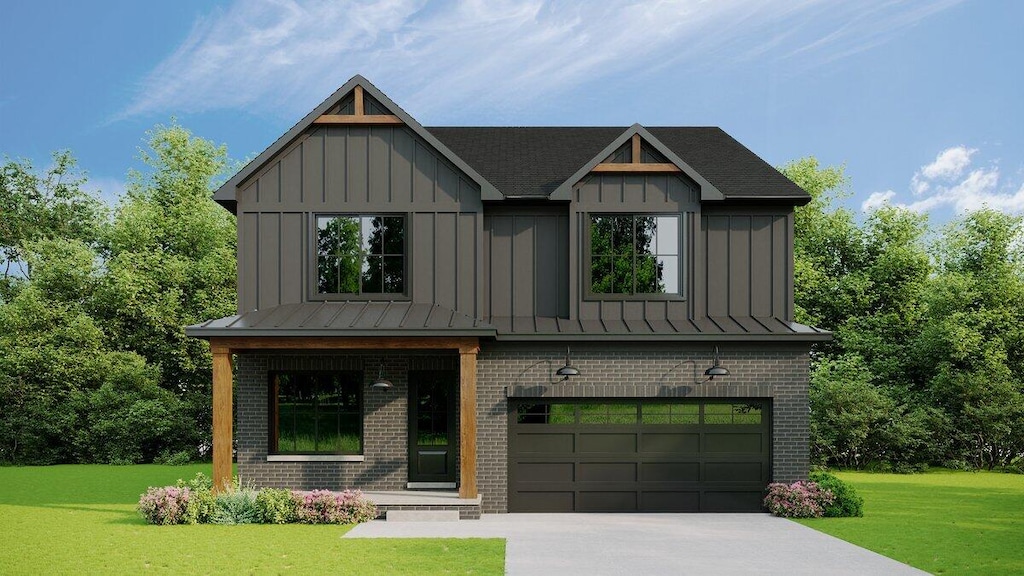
292, 489, 377, 524
138, 486, 192, 524
763, 481, 835, 518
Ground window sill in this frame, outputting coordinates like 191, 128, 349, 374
266, 455, 365, 462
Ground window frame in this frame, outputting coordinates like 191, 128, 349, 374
583, 212, 686, 301
268, 370, 364, 456
310, 213, 410, 301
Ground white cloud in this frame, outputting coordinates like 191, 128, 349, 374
920, 146, 977, 181
875, 150, 1024, 215
861, 190, 895, 212
120, 0, 963, 121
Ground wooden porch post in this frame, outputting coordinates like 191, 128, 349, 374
211, 343, 233, 493
459, 346, 479, 499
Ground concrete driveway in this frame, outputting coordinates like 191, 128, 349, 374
345, 513, 927, 575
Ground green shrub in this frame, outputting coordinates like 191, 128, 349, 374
155, 449, 193, 466
177, 473, 215, 524
809, 471, 863, 517
256, 488, 297, 524
211, 488, 260, 525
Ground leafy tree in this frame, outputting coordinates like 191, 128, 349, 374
0, 151, 104, 300
93, 123, 237, 454
913, 210, 1024, 468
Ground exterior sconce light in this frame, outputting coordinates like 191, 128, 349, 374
703, 346, 730, 380
555, 347, 580, 379
372, 364, 393, 390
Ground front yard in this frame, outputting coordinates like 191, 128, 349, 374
797, 470, 1024, 575
0, 465, 504, 575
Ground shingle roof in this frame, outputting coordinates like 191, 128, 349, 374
427, 126, 809, 203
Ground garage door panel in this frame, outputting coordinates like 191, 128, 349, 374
704, 432, 763, 453
578, 433, 636, 453
516, 462, 575, 482
579, 462, 637, 482
516, 433, 574, 453
515, 491, 575, 512
703, 491, 765, 512
578, 491, 637, 512
641, 491, 700, 512
642, 461, 700, 482
705, 461, 763, 482
641, 432, 700, 453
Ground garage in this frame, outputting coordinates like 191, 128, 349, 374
508, 399, 771, 512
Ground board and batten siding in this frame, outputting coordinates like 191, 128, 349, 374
695, 209, 794, 321
571, 173, 700, 325
235, 125, 483, 316
483, 207, 570, 319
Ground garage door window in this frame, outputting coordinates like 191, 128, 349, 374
641, 403, 699, 424
516, 403, 575, 424
579, 403, 638, 424
703, 403, 762, 425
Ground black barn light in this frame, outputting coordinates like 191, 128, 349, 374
703, 346, 730, 380
555, 347, 580, 379
372, 364, 393, 390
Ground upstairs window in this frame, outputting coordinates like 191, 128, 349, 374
316, 215, 405, 295
589, 214, 679, 296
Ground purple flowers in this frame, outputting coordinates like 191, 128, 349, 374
763, 481, 836, 518
138, 486, 192, 524
292, 489, 377, 524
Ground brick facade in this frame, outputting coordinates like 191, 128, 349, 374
235, 342, 810, 514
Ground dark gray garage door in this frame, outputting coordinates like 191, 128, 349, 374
508, 399, 771, 512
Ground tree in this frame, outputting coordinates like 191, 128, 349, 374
0, 151, 104, 300
93, 122, 237, 456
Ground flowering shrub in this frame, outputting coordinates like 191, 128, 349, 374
293, 489, 378, 524
138, 486, 191, 525
763, 481, 835, 518
137, 478, 377, 526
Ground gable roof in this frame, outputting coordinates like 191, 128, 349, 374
212, 75, 502, 212
429, 126, 809, 203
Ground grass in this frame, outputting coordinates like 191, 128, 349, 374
796, 469, 1024, 575
0, 464, 504, 575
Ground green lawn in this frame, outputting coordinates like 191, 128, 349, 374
797, 470, 1024, 575
0, 464, 504, 575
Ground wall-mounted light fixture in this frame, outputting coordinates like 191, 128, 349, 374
703, 346, 730, 380
555, 347, 580, 380
371, 364, 393, 390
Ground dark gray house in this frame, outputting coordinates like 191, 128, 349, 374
187, 75, 829, 515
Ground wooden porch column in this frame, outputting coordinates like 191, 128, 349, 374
459, 346, 479, 499
211, 343, 233, 493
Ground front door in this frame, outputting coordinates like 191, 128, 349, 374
408, 371, 457, 485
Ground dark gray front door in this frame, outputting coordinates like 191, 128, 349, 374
508, 399, 771, 512
408, 371, 457, 484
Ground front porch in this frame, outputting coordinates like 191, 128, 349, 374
365, 490, 483, 520
207, 336, 481, 500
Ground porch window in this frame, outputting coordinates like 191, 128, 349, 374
270, 371, 362, 455
588, 214, 679, 296
316, 215, 405, 295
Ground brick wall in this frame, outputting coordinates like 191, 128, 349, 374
235, 352, 457, 490
475, 341, 810, 513
234, 342, 810, 514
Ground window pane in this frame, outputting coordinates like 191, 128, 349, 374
517, 403, 574, 424
362, 255, 383, 293
613, 255, 633, 294
704, 403, 762, 425
659, 256, 678, 294
655, 216, 679, 256
382, 217, 405, 254
590, 216, 614, 255
579, 403, 638, 424
591, 255, 614, 294
642, 403, 699, 424
274, 371, 362, 454
611, 217, 633, 255
634, 216, 656, 256
636, 254, 659, 294
383, 256, 404, 293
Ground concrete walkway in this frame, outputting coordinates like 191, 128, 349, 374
345, 513, 927, 575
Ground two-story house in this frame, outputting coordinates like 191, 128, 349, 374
187, 75, 829, 515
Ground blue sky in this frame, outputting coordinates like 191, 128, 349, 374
2, 0, 1021, 220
